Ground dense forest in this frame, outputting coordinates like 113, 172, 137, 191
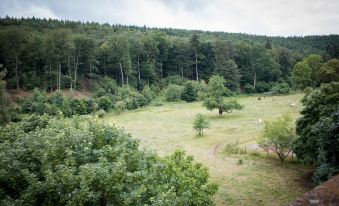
0, 16, 338, 93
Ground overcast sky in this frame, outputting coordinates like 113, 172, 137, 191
0, 0, 338, 36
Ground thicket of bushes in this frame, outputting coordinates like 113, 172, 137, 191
14, 77, 155, 118
0, 115, 217, 205
294, 82, 339, 184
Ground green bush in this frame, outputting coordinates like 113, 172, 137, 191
193, 113, 209, 135
243, 83, 254, 93
115, 87, 149, 110
164, 84, 183, 102
61, 98, 73, 117
0, 118, 217, 205
255, 81, 271, 93
69, 99, 90, 115
142, 85, 154, 103
294, 82, 339, 184
165, 75, 185, 85
115, 101, 126, 112
97, 109, 106, 118
271, 83, 290, 94
259, 114, 296, 163
181, 81, 198, 102
93, 76, 118, 97
49, 91, 64, 107
97, 95, 113, 111
21, 88, 49, 115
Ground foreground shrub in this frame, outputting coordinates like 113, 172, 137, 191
97, 109, 106, 118
294, 82, 339, 184
0, 118, 217, 205
164, 84, 183, 102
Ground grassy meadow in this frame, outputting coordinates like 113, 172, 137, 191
101, 93, 313, 206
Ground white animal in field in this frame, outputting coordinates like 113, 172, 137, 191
290, 103, 296, 107
257, 118, 264, 124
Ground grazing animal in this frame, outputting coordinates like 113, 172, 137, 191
258, 97, 261, 101
257, 118, 264, 124
290, 103, 296, 107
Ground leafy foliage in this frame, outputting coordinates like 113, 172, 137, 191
97, 95, 113, 111
291, 61, 312, 89
319, 58, 339, 83
97, 109, 106, 118
203, 75, 243, 115
164, 84, 183, 102
1, 17, 337, 94
271, 83, 290, 95
193, 113, 210, 135
258, 114, 296, 163
181, 80, 198, 102
0, 117, 217, 205
294, 82, 339, 183
0, 65, 11, 125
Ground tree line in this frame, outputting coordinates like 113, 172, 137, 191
1, 17, 338, 93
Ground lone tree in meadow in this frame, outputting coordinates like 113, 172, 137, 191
203, 75, 243, 115
193, 113, 209, 136
258, 114, 297, 163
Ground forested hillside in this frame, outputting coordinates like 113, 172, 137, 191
1, 17, 338, 92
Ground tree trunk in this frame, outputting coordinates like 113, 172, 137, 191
49, 63, 53, 93
219, 108, 223, 116
74, 48, 81, 91
181, 66, 184, 79
89, 59, 92, 91
58, 62, 61, 90
126, 75, 129, 86
195, 51, 199, 81
56, 62, 59, 91
160, 63, 163, 79
279, 155, 284, 163
137, 57, 141, 82
15, 54, 19, 91
119, 62, 124, 86
68, 56, 73, 90
253, 70, 257, 90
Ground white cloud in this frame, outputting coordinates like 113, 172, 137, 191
0, 1, 58, 19
0, 0, 338, 36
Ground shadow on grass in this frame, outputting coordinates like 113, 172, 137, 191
208, 113, 243, 120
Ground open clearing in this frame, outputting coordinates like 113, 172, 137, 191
102, 93, 313, 206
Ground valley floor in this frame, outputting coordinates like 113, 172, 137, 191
102, 93, 314, 206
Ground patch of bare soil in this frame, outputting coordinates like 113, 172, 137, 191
208, 143, 221, 159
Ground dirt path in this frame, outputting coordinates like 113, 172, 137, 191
207, 143, 222, 159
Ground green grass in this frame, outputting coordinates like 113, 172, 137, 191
101, 93, 313, 206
